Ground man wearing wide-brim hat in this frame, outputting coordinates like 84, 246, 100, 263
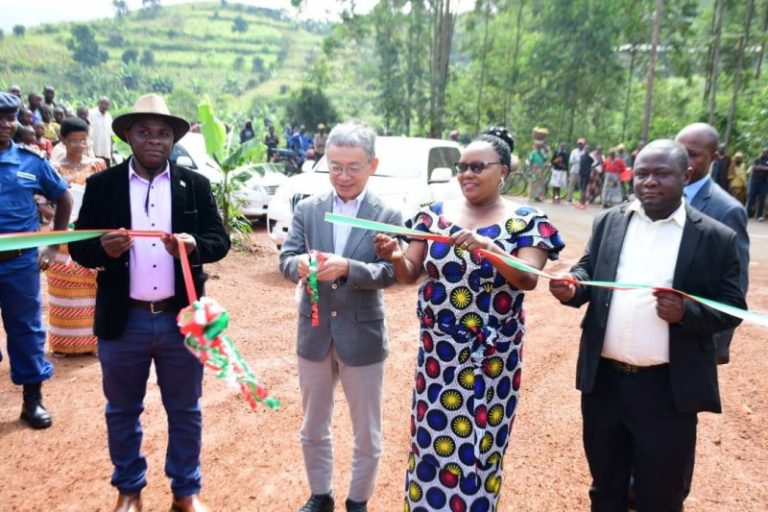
0, 91, 72, 430
69, 94, 230, 512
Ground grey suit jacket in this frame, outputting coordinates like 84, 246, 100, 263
279, 191, 402, 366
690, 177, 750, 348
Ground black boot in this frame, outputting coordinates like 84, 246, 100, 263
20, 382, 52, 429
299, 492, 334, 512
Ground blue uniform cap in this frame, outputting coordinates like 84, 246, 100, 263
0, 92, 21, 115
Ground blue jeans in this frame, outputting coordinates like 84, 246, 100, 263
99, 307, 204, 496
0, 265, 52, 385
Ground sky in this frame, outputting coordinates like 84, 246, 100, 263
0, 0, 382, 33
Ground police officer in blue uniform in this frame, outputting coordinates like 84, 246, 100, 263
0, 91, 72, 429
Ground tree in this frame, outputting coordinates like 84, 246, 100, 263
251, 56, 265, 74
470, 0, 496, 134
13, 25, 25, 37
372, 0, 406, 132
641, 0, 663, 144
233, 56, 245, 71
705, 0, 726, 123
284, 86, 339, 131
139, 0, 162, 18
232, 15, 248, 33
140, 49, 155, 67
724, 0, 755, 146
0, 29, 4, 40
122, 48, 139, 64
67, 25, 108, 67
755, 0, 768, 78
429, 0, 456, 138
113, 0, 129, 19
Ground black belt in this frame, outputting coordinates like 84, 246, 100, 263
601, 357, 668, 375
0, 249, 23, 263
129, 298, 179, 314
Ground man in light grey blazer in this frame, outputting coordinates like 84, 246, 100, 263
676, 123, 749, 364
279, 121, 402, 512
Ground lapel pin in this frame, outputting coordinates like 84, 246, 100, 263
180, 180, 186, 188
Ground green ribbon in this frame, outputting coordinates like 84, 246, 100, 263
0, 230, 108, 251
324, 214, 767, 328
324, 212, 451, 241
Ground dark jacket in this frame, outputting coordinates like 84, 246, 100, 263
562, 203, 745, 414
69, 160, 230, 339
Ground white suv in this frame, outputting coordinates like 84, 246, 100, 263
266, 136, 462, 248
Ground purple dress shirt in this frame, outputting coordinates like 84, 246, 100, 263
128, 158, 174, 301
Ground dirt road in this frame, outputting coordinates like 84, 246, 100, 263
0, 199, 765, 511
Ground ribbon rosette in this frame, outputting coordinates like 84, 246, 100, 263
178, 297, 280, 410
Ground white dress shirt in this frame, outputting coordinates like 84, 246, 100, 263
602, 200, 686, 365
569, 148, 584, 173
332, 189, 366, 255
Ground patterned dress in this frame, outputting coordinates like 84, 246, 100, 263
403, 202, 564, 512
46, 160, 105, 354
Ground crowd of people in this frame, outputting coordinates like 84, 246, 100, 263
6, 84, 115, 168
525, 134, 768, 221
0, 83, 756, 512
239, 119, 329, 171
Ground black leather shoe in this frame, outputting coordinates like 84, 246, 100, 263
299, 492, 334, 512
20, 383, 52, 429
345, 499, 367, 512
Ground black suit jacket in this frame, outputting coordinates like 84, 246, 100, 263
563, 203, 745, 414
69, 160, 230, 339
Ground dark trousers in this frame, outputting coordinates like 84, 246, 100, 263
98, 307, 204, 496
0, 265, 52, 384
746, 178, 768, 218
582, 360, 697, 512
579, 174, 590, 204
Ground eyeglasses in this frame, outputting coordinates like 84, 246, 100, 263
454, 161, 503, 174
329, 163, 367, 176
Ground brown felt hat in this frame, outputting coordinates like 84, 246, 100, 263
112, 94, 190, 143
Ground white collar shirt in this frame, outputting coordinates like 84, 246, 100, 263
332, 188, 366, 255
601, 200, 687, 365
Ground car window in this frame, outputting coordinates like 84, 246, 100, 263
170, 143, 197, 169
428, 147, 461, 180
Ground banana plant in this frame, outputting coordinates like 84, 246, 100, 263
198, 97, 266, 236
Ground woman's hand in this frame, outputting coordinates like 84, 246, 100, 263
374, 233, 403, 261
451, 229, 493, 253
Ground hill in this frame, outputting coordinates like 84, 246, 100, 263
0, 2, 338, 125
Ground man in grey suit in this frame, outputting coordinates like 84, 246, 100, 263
676, 123, 749, 364
279, 121, 402, 512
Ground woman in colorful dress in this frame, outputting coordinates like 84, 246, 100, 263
374, 127, 564, 511
46, 117, 106, 355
